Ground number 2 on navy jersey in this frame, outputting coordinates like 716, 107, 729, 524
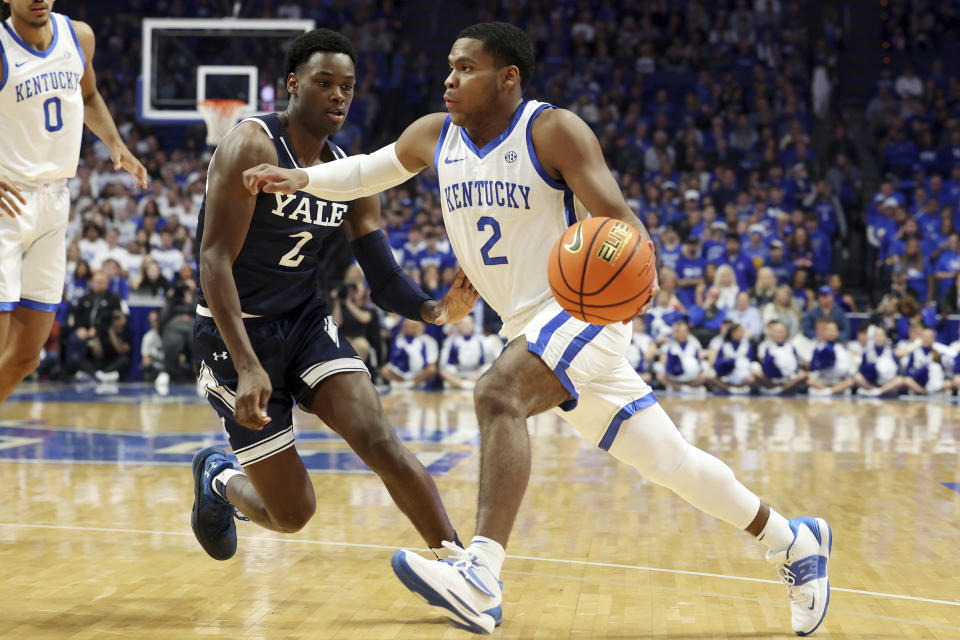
279, 231, 312, 267
478, 216, 508, 265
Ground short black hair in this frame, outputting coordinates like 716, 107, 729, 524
457, 22, 535, 89
284, 29, 357, 79
0, 4, 8, 20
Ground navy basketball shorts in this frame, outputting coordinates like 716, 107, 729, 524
193, 297, 369, 467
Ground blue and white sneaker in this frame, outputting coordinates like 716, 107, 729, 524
191, 447, 241, 561
392, 541, 502, 634
767, 517, 832, 636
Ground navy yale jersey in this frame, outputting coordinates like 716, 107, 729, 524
196, 114, 352, 317
0, 12, 86, 182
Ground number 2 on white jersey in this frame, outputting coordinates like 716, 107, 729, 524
279, 231, 313, 267
478, 216, 508, 266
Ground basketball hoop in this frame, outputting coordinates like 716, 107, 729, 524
197, 99, 249, 146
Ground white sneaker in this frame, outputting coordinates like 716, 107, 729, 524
392, 542, 502, 634
856, 387, 882, 397
767, 517, 832, 636
807, 387, 833, 397
155, 371, 170, 387
95, 370, 120, 382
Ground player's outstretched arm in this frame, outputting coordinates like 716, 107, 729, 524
199, 123, 277, 430
72, 21, 147, 188
344, 195, 478, 324
533, 108, 660, 313
242, 113, 447, 200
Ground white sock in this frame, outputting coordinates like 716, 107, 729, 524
468, 536, 505, 579
211, 467, 243, 501
756, 509, 794, 553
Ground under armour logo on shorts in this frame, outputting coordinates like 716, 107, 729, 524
212, 351, 229, 361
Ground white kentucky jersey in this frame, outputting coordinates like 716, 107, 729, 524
435, 100, 588, 337
0, 12, 86, 183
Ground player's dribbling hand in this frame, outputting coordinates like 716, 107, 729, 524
234, 363, 273, 430
426, 269, 479, 325
624, 240, 659, 325
242, 164, 309, 195
110, 145, 148, 189
0, 175, 26, 217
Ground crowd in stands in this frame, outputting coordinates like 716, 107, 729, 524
34, 1, 960, 400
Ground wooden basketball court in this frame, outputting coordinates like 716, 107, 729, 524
1, 383, 958, 638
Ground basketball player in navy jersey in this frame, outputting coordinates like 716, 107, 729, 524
0, 0, 146, 402
243, 23, 832, 636
190, 29, 477, 564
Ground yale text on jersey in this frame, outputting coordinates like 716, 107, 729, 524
443, 180, 532, 212
270, 193, 347, 227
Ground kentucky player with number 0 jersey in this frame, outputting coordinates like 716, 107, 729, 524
0, 0, 145, 403
243, 22, 833, 637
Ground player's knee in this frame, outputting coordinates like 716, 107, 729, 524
2, 351, 40, 380
607, 408, 689, 480
473, 373, 522, 422
271, 498, 316, 533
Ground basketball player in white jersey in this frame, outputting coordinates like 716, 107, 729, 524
0, 0, 147, 401
242, 22, 832, 636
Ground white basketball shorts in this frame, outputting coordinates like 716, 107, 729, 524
0, 180, 69, 312
510, 299, 657, 451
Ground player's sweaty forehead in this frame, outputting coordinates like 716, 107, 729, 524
448, 38, 491, 68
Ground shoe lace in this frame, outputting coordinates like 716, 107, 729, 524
441, 540, 474, 569
777, 565, 813, 606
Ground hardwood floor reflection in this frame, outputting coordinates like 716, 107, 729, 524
0, 384, 958, 638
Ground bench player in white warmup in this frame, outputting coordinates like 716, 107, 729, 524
242, 22, 832, 636
0, 0, 146, 400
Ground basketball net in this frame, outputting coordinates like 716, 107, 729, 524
197, 99, 249, 146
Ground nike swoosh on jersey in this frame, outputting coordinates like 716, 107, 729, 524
563, 224, 584, 253
14, 60, 29, 68
444, 157, 465, 164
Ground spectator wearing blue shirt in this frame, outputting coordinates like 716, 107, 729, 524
939, 130, 960, 170
915, 197, 942, 240
401, 224, 426, 270
703, 221, 728, 263
659, 182, 683, 226
416, 230, 455, 274
765, 239, 796, 284
803, 214, 832, 276
802, 285, 851, 341
688, 286, 728, 346
783, 163, 814, 208
659, 225, 683, 272
102, 258, 130, 301
718, 233, 756, 290
804, 180, 843, 238
927, 174, 948, 208
934, 232, 960, 297
944, 164, 960, 204
883, 127, 918, 177
675, 236, 707, 309
742, 224, 770, 265
901, 236, 934, 303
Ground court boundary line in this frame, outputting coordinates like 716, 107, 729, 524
1, 521, 957, 609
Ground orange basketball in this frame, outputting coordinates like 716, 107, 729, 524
548, 217, 656, 325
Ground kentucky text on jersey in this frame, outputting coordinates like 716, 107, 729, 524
443, 180, 532, 212
15, 71, 82, 102
270, 193, 348, 227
